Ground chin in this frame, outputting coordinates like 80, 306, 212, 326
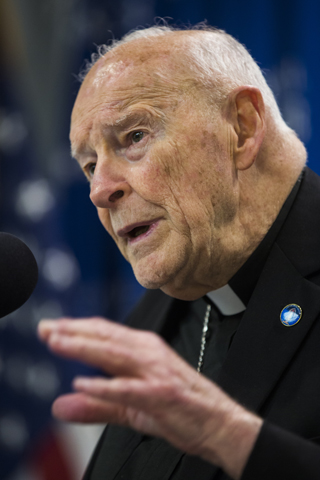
133, 271, 168, 291
132, 261, 178, 292
132, 266, 201, 301
130, 248, 193, 296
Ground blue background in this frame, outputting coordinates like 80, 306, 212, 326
0, 0, 319, 478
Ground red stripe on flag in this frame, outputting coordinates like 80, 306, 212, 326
31, 428, 75, 480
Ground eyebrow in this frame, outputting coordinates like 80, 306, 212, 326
70, 145, 78, 159
114, 113, 131, 126
70, 144, 81, 159
71, 145, 95, 161
112, 109, 157, 129
71, 107, 162, 160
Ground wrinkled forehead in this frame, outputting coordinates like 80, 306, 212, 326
79, 34, 204, 98
71, 44, 193, 128
81, 40, 180, 92
73, 57, 136, 119
90, 56, 133, 89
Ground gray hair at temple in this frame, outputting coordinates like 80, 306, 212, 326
80, 24, 292, 133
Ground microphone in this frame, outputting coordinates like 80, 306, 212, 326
0, 233, 38, 318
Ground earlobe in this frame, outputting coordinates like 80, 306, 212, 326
226, 86, 266, 171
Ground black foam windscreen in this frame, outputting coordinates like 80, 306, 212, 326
0, 233, 38, 319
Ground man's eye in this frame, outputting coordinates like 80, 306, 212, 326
131, 131, 144, 143
87, 164, 96, 177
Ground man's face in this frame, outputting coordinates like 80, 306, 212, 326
70, 44, 238, 299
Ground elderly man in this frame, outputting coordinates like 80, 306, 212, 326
38, 25, 320, 479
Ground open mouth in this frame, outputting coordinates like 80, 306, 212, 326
118, 218, 161, 242
128, 225, 150, 239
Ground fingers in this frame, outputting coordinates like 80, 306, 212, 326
71, 374, 212, 422
38, 317, 131, 343
52, 390, 157, 438
43, 331, 118, 372
69, 375, 230, 454
52, 392, 128, 424
68, 377, 166, 436
37, 317, 172, 377
73, 376, 160, 410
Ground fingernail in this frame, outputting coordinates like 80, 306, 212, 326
73, 377, 91, 389
37, 320, 57, 339
49, 332, 62, 343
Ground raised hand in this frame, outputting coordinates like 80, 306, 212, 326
38, 317, 262, 479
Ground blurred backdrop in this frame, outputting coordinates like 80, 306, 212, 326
0, 0, 319, 478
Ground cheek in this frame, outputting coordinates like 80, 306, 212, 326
130, 156, 175, 204
97, 208, 115, 238
147, 136, 234, 229
97, 208, 130, 261
141, 139, 210, 204
131, 140, 209, 215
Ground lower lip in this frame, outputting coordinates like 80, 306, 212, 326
127, 221, 159, 245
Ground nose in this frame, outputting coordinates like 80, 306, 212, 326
89, 158, 131, 209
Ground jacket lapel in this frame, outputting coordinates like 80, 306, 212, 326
218, 243, 320, 413
84, 426, 144, 480
126, 288, 177, 334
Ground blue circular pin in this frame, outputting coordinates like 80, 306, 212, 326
280, 304, 302, 327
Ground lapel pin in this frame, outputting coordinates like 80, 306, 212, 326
280, 304, 302, 327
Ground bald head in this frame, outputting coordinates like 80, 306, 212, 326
80, 26, 291, 132
77, 31, 218, 122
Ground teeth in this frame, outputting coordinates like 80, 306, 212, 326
131, 225, 149, 238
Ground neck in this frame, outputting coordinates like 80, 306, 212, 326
217, 128, 306, 285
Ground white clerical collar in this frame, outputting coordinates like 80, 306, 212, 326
206, 284, 246, 316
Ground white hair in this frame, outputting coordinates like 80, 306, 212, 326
80, 24, 290, 131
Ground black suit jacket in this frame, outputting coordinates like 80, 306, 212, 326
84, 167, 320, 479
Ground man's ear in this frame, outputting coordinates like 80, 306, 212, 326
226, 86, 266, 171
